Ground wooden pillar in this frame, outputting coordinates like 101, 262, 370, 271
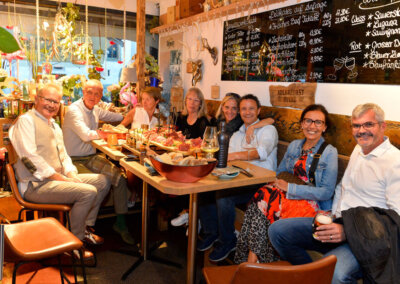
136, 0, 146, 100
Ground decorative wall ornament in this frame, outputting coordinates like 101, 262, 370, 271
202, 38, 218, 65
191, 60, 202, 86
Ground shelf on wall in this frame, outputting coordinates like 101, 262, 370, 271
150, 0, 290, 34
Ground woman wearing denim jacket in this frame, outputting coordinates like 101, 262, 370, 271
234, 104, 338, 264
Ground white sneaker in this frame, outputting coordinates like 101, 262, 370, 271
171, 211, 189, 226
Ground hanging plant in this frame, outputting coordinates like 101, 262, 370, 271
53, 3, 104, 79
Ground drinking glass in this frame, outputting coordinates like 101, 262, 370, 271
107, 134, 118, 148
312, 211, 333, 240
201, 126, 219, 159
241, 134, 258, 162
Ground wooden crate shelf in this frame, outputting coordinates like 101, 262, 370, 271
151, 0, 288, 34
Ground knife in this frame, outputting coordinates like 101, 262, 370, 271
232, 165, 254, 177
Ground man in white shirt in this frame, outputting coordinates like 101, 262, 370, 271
10, 83, 110, 260
269, 103, 400, 283
63, 79, 134, 245
199, 94, 278, 262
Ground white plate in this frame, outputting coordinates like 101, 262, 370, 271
218, 172, 240, 180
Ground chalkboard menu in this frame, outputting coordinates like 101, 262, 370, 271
221, 0, 400, 84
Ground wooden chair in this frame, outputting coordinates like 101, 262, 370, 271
6, 163, 72, 226
3, 217, 87, 284
203, 255, 337, 284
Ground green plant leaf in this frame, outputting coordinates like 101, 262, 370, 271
0, 27, 21, 53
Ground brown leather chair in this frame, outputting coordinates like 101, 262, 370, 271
203, 255, 337, 284
6, 163, 72, 226
4, 217, 87, 284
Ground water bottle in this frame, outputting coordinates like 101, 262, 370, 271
216, 121, 229, 168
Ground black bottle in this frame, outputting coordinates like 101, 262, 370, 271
216, 121, 229, 168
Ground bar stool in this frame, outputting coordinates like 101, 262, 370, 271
203, 255, 337, 284
4, 217, 87, 284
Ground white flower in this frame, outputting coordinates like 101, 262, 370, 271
0, 69, 8, 78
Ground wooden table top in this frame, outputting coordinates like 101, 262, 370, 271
91, 139, 126, 161
120, 159, 276, 196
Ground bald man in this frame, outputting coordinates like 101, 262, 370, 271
63, 79, 135, 245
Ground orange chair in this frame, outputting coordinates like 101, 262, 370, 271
203, 255, 337, 284
4, 217, 87, 284
6, 163, 72, 226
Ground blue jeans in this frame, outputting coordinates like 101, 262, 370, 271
199, 186, 258, 246
268, 218, 363, 284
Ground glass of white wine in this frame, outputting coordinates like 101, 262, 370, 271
201, 126, 219, 160
241, 134, 258, 170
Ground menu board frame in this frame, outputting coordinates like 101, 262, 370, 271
221, 0, 400, 85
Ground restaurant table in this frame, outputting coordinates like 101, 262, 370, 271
119, 159, 276, 284
91, 139, 126, 161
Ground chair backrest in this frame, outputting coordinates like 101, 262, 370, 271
6, 163, 71, 212
232, 255, 337, 284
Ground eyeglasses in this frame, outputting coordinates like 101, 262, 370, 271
351, 121, 380, 130
302, 118, 325, 127
186, 97, 201, 104
39, 96, 60, 106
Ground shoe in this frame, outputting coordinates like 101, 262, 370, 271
208, 240, 236, 262
127, 200, 136, 208
113, 224, 135, 245
83, 226, 104, 245
197, 234, 218, 252
71, 247, 94, 261
171, 211, 188, 227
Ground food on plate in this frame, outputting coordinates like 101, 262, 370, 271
101, 124, 128, 134
140, 127, 203, 153
156, 152, 208, 166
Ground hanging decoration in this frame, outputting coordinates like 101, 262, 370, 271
52, 3, 103, 80
104, 7, 107, 73
36, 0, 40, 65
85, 0, 89, 72
123, 7, 126, 66
6, 2, 13, 29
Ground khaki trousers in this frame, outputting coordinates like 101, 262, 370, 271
24, 173, 110, 240
72, 154, 128, 215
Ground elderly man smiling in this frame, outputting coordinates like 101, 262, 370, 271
10, 83, 110, 260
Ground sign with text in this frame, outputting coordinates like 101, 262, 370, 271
270, 83, 316, 108
222, 0, 400, 85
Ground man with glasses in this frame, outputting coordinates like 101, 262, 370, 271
268, 103, 400, 283
9, 83, 110, 261
63, 79, 135, 245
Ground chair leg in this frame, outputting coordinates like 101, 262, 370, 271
71, 250, 78, 284
79, 249, 88, 284
58, 255, 66, 284
65, 212, 71, 231
12, 262, 26, 284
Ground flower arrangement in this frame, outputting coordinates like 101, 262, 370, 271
107, 83, 122, 106
119, 83, 137, 107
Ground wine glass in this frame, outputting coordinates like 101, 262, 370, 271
201, 126, 219, 160
241, 134, 258, 169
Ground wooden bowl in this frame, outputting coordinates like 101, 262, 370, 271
97, 130, 127, 140
149, 156, 217, 183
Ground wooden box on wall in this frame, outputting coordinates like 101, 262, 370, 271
178, 0, 203, 19
167, 6, 176, 24
170, 87, 184, 112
